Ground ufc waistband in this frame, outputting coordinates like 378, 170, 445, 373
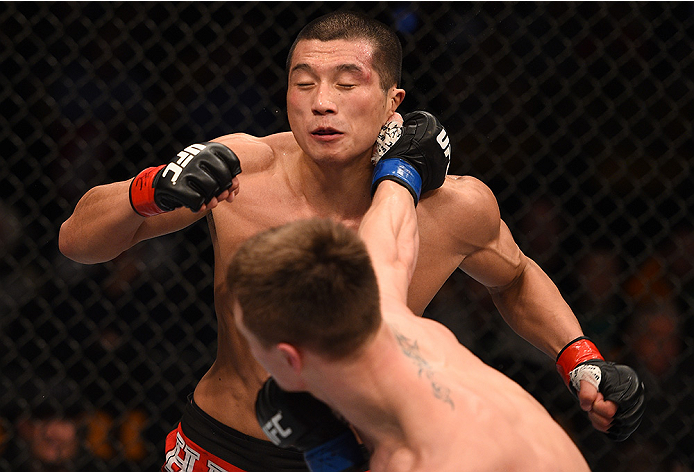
162, 395, 308, 472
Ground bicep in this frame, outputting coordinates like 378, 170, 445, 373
444, 177, 525, 289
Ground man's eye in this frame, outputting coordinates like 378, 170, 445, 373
338, 84, 356, 89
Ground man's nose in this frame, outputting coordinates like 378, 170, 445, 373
312, 83, 337, 115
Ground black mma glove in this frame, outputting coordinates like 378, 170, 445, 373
255, 377, 368, 472
556, 336, 646, 441
129, 142, 241, 216
371, 110, 451, 206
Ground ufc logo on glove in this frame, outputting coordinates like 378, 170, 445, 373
436, 128, 450, 159
162, 143, 208, 185
262, 412, 294, 445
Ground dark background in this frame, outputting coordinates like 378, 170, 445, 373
1, 2, 692, 471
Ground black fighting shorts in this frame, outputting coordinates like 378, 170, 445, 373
162, 395, 308, 472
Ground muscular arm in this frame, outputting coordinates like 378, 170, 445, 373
59, 179, 205, 263
454, 178, 643, 438
487, 248, 583, 359
358, 181, 418, 305
59, 135, 245, 264
455, 179, 582, 358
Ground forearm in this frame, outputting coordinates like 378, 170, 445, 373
59, 180, 149, 263
359, 181, 419, 302
490, 257, 583, 358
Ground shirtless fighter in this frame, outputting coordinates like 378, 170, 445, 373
230, 125, 592, 471
59, 11, 644, 472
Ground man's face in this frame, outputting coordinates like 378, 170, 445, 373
287, 39, 402, 163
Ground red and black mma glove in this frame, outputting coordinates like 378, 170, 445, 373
371, 110, 451, 206
256, 377, 369, 472
556, 336, 646, 441
129, 142, 242, 217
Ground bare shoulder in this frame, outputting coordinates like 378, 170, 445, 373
419, 174, 501, 250
212, 131, 298, 173
439, 174, 499, 212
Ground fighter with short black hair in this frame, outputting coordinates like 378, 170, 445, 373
60, 11, 644, 472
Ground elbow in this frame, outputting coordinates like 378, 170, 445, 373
58, 220, 98, 264
58, 220, 81, 262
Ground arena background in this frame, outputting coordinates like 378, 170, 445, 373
1, 2, 692, 471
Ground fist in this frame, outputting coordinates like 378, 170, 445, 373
371, 110, 451, 205
572, 360, 646, 441
556, 337, 646, 441
255, 378, 368, 472
255, 377, 351, 451
130, 142, 241, 216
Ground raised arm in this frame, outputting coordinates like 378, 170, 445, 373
358, 181, 419, 303
360, 110, 451, 304
59, 141, 241, 264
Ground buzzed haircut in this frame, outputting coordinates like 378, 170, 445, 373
286, 11, 402, 91
228, 218, 382, 360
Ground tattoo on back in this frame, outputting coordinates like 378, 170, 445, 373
393, 327, 455, 409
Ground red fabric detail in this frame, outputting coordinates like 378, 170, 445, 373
161, 423, 248, 472
555, 338, 604, 387
130, 165, 165, 217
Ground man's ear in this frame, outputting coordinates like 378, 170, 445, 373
277, 343, 303, 374
388, 87, 406, 114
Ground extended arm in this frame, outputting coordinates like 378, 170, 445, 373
490, 247, 583, 359
456, 178, 644, 440
59, 141, 240, 264
360, 111, 450, 304
358, 181, 419, 304
455, 180, 581, 358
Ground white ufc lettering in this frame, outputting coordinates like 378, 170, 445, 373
436, 129, 451, 159
161, 143, 207, 185
261, 412, 293, 446
164, 432, 201, 471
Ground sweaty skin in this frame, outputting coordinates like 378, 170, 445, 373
59, 38, 606, 441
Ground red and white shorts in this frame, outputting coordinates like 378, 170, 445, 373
161, 396, 308, 472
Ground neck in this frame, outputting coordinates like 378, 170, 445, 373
303, 325, 415, 445
290, 149, 374, 221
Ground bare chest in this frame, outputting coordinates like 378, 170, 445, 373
210, 175, 465, 314
210, 174, 363, 271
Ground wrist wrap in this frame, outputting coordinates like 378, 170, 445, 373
372, 158, 422, 206
555, 336, 604, 388
129, 165, 166, 217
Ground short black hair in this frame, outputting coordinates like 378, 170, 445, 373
286, 11, 402, 90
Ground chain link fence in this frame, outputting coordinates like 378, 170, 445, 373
1, 2, 692, 471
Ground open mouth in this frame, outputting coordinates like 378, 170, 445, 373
311, 127, 343, 137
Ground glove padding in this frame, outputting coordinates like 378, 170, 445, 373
129, 142, 241, 216
577, 360, 646, 441
371, 110, 451, 205
255, 377, 368, 472
556, 337, 646, 441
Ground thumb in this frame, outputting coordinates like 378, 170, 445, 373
372, 114, 404, 164
577, 380, 599, 412
387, 112, 404, 126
